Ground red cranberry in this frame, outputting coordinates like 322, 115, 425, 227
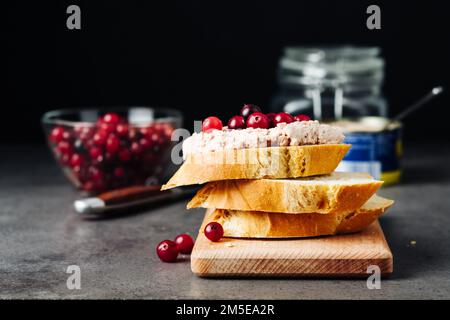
202, 116, 223, 133
139, 137, 152, 149
113, 167, 125, 178
294, 114, 311, 122
60, 153, 71, 166
82, 181, 95, 192
106, 135, 120, 154
174, 234, 195, 254
273, 112, 294, 126
130, 142, 142, 155
240, 104, 262, 118
139, 127, 153, 137
98, 122, 116, 135
246, 112, 269, 129
89, 147, 102, 159
62, 130, 72, 141
88, 166, 103, 181
100, 112, 121, 124
93, 131, 108, 146
128, 128, 138, 140
118, 148, 131, 162
104, 152, 116, 162
204, 222, 224, 242
57, 141, 73, 154
266, 113, 276, 127
227, 116, 246, 129
50, 126, 65, 143
70, 153, 84, 167
156, 240, 179, 263
116, 123, 129, 137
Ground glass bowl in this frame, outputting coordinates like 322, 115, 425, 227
42, 107, 182, 194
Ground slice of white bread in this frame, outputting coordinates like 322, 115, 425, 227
203, 195, 394, 238
161, 144, 350, 190
188, 172, 383, 214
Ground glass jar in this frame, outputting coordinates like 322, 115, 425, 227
271, 46, 387, 120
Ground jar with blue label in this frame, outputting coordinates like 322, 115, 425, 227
330, 117, 402, 185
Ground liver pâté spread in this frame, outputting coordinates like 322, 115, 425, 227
182, 120, 345, 158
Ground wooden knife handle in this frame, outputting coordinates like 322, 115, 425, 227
97, 185, 163, 205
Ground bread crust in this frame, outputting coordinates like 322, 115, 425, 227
188, 172, 383, 214
203, 195, 393, 238
161, 144, 350, 190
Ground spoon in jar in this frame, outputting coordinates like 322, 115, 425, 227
393, 86, 444, 122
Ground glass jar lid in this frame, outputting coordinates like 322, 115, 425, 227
279, 46, 384, 91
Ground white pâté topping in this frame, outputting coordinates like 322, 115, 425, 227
182, 120, 344, 158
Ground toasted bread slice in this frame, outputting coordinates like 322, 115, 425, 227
203, 195, 393, 238
188, 172, 383, 214
161, 144, 350, 190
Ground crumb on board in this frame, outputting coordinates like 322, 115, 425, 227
225, 242, 234, 247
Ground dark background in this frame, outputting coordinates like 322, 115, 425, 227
5, 0, 450, 143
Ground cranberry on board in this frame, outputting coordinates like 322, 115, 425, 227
227, 115, 245, 129
156, 240, 179, 262
294, 114, 311, 122
240, 104, 262, 118
174, 234, 195, 254
273, 112, 295, 126
266, 113, 276, 127
204, 222, 224, 242
246, 112, 269, 129
202, 116, 223, 133
49, 126, 65, 143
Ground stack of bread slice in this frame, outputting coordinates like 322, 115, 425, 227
162, 142, 393, 238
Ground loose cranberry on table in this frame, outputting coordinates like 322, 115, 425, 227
156, 240, 179, 263
202, 116, 223, 133
294, 114, 311, 122
174, 234, 195, 254
273, 112, 295, 126
228, 115, 245, 129
246, 112, 269, 129
240, 104, 262, 118
204, 222, 224, 242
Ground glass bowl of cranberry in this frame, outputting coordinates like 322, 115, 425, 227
42, 107, 182, 194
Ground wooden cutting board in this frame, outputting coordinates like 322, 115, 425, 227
191, 218, 393, 278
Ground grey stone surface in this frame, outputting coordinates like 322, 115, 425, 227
1, 143, 450, 299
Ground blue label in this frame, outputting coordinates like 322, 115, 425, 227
343, 130, 400, 172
